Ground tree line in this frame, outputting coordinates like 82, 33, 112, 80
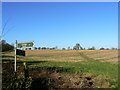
0, 40, 118, 52
28, 43, 117, 50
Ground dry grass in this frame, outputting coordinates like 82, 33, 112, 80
25, 50, 84, 62
81, 50, 118, 63
24, 50, 118, 63
2, 50, 118, 63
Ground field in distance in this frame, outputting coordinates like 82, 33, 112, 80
24, 49, 118, 63
2, 50, 119, 88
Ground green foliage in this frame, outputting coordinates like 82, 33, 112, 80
3, 75, 32, 89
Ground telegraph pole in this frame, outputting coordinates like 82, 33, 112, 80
15, 40, 17, 73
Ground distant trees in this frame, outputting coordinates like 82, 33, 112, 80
99, 47, 117, 50
111, 47, 117, 50
29, 48, 31, 50
34, 47, 37, 50
38, 47, 41, 50
106, 48, 109, 50
62, 48, 66, 50
1, 40, 14, 52
50, 48, 53, 50
32, 46, 59, 50
31, 43, 117, 50
88, 46, 95, 50
42, 47, 47, 50
100, 47, 105, 50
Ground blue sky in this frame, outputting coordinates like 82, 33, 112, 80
2, 2, 118, 49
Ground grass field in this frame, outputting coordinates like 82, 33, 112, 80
2, 50, 119, 88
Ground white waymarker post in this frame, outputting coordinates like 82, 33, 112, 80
15, 40, 17, 73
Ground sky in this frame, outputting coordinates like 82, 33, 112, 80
2, 2, 118, 49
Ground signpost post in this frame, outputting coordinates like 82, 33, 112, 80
14, 40, 17, 73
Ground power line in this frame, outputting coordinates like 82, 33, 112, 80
2, 19, 9, 36
2, 26, 14, 38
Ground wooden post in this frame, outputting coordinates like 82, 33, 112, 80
15, 40, 17, 73
23, 62, 29, 78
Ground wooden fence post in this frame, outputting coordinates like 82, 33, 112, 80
23, 62, 29, 78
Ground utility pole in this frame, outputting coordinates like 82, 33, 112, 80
15, 40, 17, 73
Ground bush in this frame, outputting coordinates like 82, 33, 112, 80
3, 75, 32, 89
42, 47, 47, 50
100, 48, 105, 50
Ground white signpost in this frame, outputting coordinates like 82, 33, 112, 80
14, 40, 34, 73
14, 40, 17, 73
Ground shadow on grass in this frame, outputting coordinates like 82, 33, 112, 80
27, 61, 48, 65
2, 55, 14, 58
2, 59, 14, 62
2, 55, 24, 59
2, 58, 47, 64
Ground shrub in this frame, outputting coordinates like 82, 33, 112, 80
100, 48, 105, 50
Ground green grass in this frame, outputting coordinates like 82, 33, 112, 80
27, 59, 118, 79
25, 58, 118, 88
3, 52, 117, 80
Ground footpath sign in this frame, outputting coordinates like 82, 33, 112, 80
16, 49, 25, 56
17, 41, 34, 49
14, 40, 33, 73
